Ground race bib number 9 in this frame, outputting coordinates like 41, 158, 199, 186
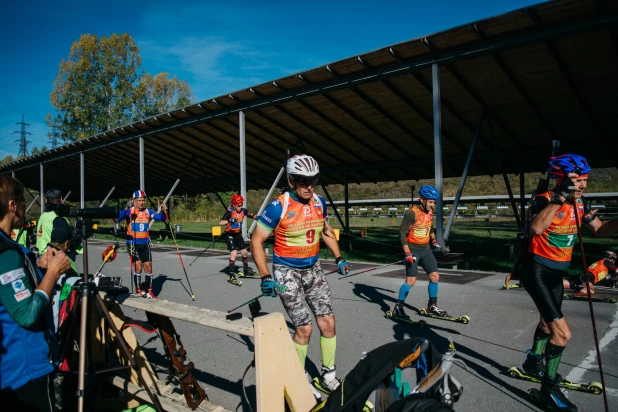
285, 228, 321, 247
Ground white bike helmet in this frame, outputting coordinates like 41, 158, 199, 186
287, 155, 319, 177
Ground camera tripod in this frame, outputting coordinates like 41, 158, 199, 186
72, 220, 163, 412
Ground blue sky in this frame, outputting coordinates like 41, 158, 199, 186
0, 0, 540, 158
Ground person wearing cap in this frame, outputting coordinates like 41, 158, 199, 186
118, 190, 166, 299
35, 189, 82, 258
0, 175, 72, 410
218, 194, 256, 282
518, 154, 618, 412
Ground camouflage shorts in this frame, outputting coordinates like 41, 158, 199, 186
273, 261, 333, 327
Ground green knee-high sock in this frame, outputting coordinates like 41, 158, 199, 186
320, 336, 337, 368
293, 341, 308, 369
545, 343, 565, 378
531, 329, 551, 356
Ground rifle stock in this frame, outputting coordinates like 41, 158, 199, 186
147, 313, 207, 410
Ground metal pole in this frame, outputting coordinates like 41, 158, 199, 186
444, 112, 485, 241
344, 172, 350, 233
99, 186, 116, 207
487, 118, 523, 231
80, 152, 85, 208
11, 171, 15, 178
321, 184, 347, 232
249, 166, 285, 235
64, 191, 72, 202
520, 156, 525, 230
432, 63, 444, 247
148, 179, 181, 229
139, 137, 145, 192
239, 111, 247, 240
40, 163, 44, 213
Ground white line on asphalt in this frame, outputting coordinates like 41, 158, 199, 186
565, 304, 618, 397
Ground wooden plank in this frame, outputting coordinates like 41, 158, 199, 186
254, 313, 316, 412
115, 295, 255, 337
110, 376, 230, 412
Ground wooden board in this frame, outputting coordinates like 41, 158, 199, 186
110, 376, 230, 412
115, 295, 255, 337
254, 313, 316, 412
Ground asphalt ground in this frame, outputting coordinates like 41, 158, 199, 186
77, 240, 618, 412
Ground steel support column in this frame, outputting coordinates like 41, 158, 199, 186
344, 172, 350, 234
39, 163, 44, 213
80, 153, 85, 208
487, 119, 522, 232
11, 171, 15, 178
139, 137, 145, 192
239, 111, 248, 240
444, 112, 485, 241
321, 184, 347, 232
432, 64, 445, 247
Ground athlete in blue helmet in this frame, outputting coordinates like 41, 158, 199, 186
518, 154, 618, 412
391, 185, 448, 319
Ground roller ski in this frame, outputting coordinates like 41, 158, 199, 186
227, 275, 242, 287
508, 367, 603, 395
312, 365, 342, 395
563, 293, 616, 304
418, 301, 469, 324
385, 303, 426, 328
529, 375, 587, 411
237, 266, 260, 279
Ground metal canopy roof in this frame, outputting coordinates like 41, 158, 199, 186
2, 0, 618, 200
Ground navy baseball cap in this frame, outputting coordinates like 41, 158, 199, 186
45, 189, 63, 200
50, 218, 72, 244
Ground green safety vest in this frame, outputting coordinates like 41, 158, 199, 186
36, 211, 83, 255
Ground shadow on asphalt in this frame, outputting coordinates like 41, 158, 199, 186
349, 282, 537, 410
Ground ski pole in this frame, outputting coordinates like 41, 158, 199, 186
166, 213, 196, 301
573, 202, 609, 412
94, 242, 119, 276
228, 294, 264, 313
189, 245, 211, 267
338, 260, 404, 280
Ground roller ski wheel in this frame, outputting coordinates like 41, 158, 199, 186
508, 367, 603, 395
237, 270, 260, 279
227, 276, 242, 287
384, 311, 427, 328
418, 308, 470, 324
563, 293, 617, 304
529, 388, 541, 404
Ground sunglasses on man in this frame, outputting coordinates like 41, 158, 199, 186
292, 174, 319, 187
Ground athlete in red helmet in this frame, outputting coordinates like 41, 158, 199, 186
218, 194, 256, 282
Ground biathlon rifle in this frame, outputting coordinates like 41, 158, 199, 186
146, 313, 207, 410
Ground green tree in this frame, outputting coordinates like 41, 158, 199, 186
48, 34, 195, 142
1, 155, 14, 166
49, 33, 143, 141
134, 72, 195, 120
31, 146, 40, 156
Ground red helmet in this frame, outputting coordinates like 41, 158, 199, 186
231, 194, 244, 205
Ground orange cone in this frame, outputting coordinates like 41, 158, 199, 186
361, 228, 365, 236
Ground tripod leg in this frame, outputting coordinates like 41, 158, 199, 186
94, 293, 164, 412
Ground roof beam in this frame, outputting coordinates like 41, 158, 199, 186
527, 8, 605, 138
421, 38, 523, 149
471, 24, 560, 141
176, 125, 272, 173
5, 9, 618, 172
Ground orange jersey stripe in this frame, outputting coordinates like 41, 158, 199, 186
405, 206, 433, 245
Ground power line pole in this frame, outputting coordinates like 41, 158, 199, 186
49, 124, 60, 149
13, 114, 32, 157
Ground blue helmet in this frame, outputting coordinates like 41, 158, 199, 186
419, 185, 439, 200
547, 154, 591, 179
